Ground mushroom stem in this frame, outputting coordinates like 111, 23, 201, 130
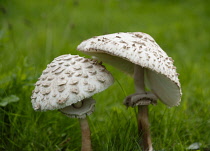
74, 101, 92, 151
79, 118, 92, 151
134, 65, 153, 151
60, 100, 92, 151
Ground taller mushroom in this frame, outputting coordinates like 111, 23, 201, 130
77, 32, 182, 151
31, 54, 114, 151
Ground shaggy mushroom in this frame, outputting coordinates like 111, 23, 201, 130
77, 32, 182, 151
31, 54, 114, 151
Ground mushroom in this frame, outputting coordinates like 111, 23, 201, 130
31, 54, 114, 151
77, 32, 182, 151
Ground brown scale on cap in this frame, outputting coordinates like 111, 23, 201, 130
70, 87, 79, 94
74, 71, 83, 77
85, 84, 96, 93
69, 79, 79, 85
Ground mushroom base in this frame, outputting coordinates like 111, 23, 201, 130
123, 92, 157, 107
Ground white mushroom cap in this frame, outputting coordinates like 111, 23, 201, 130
77, 32, 182, 107
31, 54, 114, 113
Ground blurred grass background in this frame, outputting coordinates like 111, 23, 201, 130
0, 0, 210, 150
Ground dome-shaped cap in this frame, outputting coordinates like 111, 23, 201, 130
77, 32, 182, 107
31, 54, 114, 111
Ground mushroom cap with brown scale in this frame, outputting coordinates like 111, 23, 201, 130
31, 54, 114, 118
77, 32, 182, 107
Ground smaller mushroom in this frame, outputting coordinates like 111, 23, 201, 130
31, 54, 114, 151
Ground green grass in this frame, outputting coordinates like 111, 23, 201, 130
0, 0, 210, 150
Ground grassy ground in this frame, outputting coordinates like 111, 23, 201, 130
0, 0, 210, 150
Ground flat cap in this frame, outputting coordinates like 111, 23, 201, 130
77, 32, 182, 107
